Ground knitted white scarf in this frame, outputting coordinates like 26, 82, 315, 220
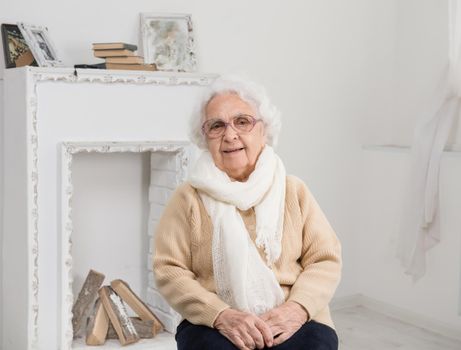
189, 146, 286, 315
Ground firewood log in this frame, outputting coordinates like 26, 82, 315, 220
86, 298, 109, 345
98, 286, 139, 346
111, 279, 164, 335
72, 269, 105, 338
107, 317, 156, 339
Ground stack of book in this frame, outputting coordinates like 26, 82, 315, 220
93, 42, 156, 71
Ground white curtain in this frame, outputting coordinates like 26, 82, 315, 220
396, 0, 461, 281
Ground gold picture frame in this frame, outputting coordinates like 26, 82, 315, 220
1, 23, 37, 68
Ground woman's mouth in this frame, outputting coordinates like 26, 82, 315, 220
223, 147, 244, 154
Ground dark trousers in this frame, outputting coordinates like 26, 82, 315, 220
176, 319, 338, 350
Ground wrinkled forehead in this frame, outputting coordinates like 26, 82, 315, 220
204, 91, 259, 120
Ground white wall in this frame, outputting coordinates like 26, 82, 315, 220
393, 0, 456, 147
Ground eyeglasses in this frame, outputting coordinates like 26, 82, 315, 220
201, 114, 262, 138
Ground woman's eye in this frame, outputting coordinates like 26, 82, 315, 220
235, 117, 251, 126
210, 121, 225, 130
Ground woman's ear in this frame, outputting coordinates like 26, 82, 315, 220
262, 129, 267, 146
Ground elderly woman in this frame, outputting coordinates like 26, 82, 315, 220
153, 76, 341, 350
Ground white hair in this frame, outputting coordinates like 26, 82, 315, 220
189, 75, 282, 149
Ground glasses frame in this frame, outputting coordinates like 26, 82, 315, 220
201, 114, 262, 139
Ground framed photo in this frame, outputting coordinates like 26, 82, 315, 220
1, 23, 37, 68
140, 13, 197, 72
17, 22, 62, 67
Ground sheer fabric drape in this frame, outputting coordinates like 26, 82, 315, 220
397, 0, 461, 280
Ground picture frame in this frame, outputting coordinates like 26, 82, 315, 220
140, 13, 197, 72
1, 23, 37, 68
17, 22, 63, 67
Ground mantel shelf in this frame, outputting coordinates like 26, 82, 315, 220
3, 66, 218, 85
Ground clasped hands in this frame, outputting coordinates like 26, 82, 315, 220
213, 301, 308, 350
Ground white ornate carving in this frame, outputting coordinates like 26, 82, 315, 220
60, 141, 190, 350
28, 71, 40, 350
25, 66, 214, 349
26, 66, 215, 86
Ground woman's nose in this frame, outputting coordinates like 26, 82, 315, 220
223, 123, 238, 141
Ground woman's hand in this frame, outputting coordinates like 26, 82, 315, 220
259, 301, 308, 346
214, 308, 274, 349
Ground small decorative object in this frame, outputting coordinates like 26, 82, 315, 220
17, 22, 63, 67
140, 13, 197, 72
1, 23, 37, 68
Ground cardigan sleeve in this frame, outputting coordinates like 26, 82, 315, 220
286, 177, 342, 320
152, 183, 230, 327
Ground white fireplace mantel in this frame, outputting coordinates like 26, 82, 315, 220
2, 67, 216, 350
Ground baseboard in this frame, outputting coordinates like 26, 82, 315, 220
331, 294, 461, 342
330, 294, 363, 310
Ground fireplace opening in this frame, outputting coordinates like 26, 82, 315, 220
63, 145, 186, 349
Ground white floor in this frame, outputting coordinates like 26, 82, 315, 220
334, 305, 461, 350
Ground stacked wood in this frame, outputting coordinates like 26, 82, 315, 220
72, 269, 105, 338
72, 270, 164, 346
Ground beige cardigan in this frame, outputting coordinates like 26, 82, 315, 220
153, 175, 342, 329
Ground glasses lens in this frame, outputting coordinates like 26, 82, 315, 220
233, 115, 254, 131
204, 119, 226, 136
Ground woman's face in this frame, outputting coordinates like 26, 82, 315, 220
204, 93, 266, 181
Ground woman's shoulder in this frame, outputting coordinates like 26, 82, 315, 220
157, 182, 206, 224
166, 181, 201, 209
285, 175, 316, 211
286, 175, 311, 195
175, 181, 197, 195
172, 181, 199, 197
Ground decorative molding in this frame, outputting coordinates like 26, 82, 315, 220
26, 66, 217, 86
27, 70, 40, 350
23, 66, 213, 349
60, 141, 190, 350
